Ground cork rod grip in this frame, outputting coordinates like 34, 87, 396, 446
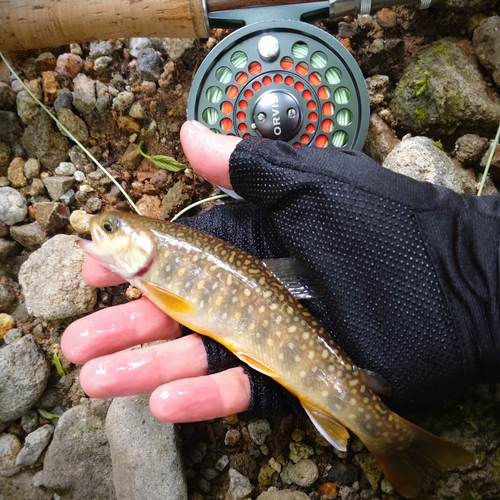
0, 0, 209, 51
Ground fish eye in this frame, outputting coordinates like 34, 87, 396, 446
101, 217, 118, 233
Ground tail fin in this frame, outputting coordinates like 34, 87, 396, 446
366, 419, 473, 499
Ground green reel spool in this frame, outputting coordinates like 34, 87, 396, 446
187, 20, 370, 151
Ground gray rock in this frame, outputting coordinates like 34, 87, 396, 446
15, 424, 54, 466
0, 282, 15, 312
72, 73, 96, 116
21, 410, 39, 434
55, 162, 77, 176
0, 328, 21, 344
112, 91, 135, 114
161, 180, 191, 220
95, 81, 112, 112
89, 39, 122, 59
0, 432, 21, 477
353, 453, 382, 491
382, 136, 476, 193
24, 158, 40, 180
74, 170, 85, 182
129, 101, 146, 119
59, 189, 75, 205
106, 394, 187, 500
327, 460, 360, 486
84, 196, 102, 214
248, 419, 271, 445
0, 111, 23, 143
224, 428, 241, 447
29, 178, 45, 197
0, 238, 17, 260
289, 441, 314, 463
0, 335, 50, 432
21, 113, 69, 171
162, 38, 199, 63
18, 234, 96, 319
215, 454, 229, 471
0, 468, 53, 500
16, 90, 40, 125
282, 459, 318, 488
391, 39, 500, 136
0, 143, 11, 175
226, 468, 253, 500
129, 37, 152, 58
0, 186, 27, 225
10, 222, 49, 249
41, 399, 116, 500
136, 48, 164, 82
43, 176, 75, 201
472, 16, 500, 87
56, 108, 89, 143
0, 82, 16, 110
365, 75, 389, 106
94, 56, 113, 74
256, 489, 310, 500
453, 134, 488, 166
53, 87, 73, 114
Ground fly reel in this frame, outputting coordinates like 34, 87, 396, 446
187, 20, 370, 151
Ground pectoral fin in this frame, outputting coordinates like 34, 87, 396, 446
361, 369, 392, 397
235, 352, 280, 379
301, 401, 350, 452
141, 281, 196, 315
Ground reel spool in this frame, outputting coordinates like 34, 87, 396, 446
187, 20, 370, 151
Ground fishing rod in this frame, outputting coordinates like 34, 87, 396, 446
0, 0, 433, 153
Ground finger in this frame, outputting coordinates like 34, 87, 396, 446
79, 334, 208, 398
149, 366, 251, 422
180, 120, 242, 189
61, 297, 180, 364
82, 254, 126, 287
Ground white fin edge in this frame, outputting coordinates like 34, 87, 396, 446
302, 405, 348, 452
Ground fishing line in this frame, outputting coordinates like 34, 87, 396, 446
477, 121, 500, 196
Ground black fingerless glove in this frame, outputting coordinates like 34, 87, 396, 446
181, 137, 500, 416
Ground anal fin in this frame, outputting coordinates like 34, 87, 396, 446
301, 401, 350, 452
236, 352, 280, 379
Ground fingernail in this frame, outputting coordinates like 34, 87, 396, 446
190, 120, 210, 132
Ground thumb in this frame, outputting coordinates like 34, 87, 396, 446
180, 121, 242, 189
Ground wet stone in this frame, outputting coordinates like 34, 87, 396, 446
55, 162, 77, 176
353, 453, 382, 491
256, 489, 310, 500
41, 71, 59, 104
282, 459, 318, 488
89, 39, 122, 58
0, 111, 23, 143
0, 313, 15, 339
53, 87, 73, 114
10, 222, 49, 249
120, 143, 142, 171
93, 56, 113, 73
113, 91, 135, 114
129, 38, 152, 58
73, 73, 96, 116
136, 48, 164, 82
453, 134, 488, 166
0, 144, 11, 175
30, 178, 46, 197
215, 454, 229, 471
0, 239, 17, 260
24, 158, 40, 180
15, 424, 54, 466
84, 197, 102, 214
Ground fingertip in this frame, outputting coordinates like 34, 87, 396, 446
180, 121, 241, 189
82, 255, 125, 287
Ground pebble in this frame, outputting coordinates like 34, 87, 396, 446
225, 428, 241, 447
256, 489, 310, 500
41, 71, 59, 104
55, 162, 77, 176
53, 87, 73, 114
15, 424, 54, 466
7, 157, 26, 187
84, 196, 102, 214
472, 16, 500, 87
141, 81, 157, 95
0, 239, 16, 261
365, 75, 389, 106
10, 221, 49, 249
0, 433, 21, 477
289, 441, 314, 463
69, 209, 91, 233
0, 143, 11, 173
18, 234, 97, 319
129, 37, 152, 58
0, 335, 50, 432
0, 284, 14, 311
0, 82, 16, 110
283, 459, 319, 488
204, 467, 219, 481
16, 90, 40, 126
0, 111, 23, 142
120, 143, 142, 171
24, 158, 40, 180
454, 134, 488, 166
161, 180, 191, 220
318, 482, 338, 498
43, 176, 75, 201
0, 313, 16, 339
93, 56, 114, 73
375, 8, 397, 29
136, 48, 164, 81
56, 107, 89, 143
55, 53, 83, 78
30, 178, 46, 197
113, 91, 135, 114
327, 460, 360, 486
0, 186, 27, 225
380, 477, 395, 494
35, 52, 57, 72
258, 463, 277, 487
21, 410, 39, 434
33, 201, 70, 234
162, 37, 198, 63
227, 468, 253, 500
129, 101, 146, 119
215, 454, 229, 471
72, 73, 96, 115
353, 454, 382, 491
269, 457, 282, 473
89, 39, 122, 58
74, 170, 85, 182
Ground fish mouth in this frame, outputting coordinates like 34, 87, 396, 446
134, 257, 154, 277
80, 238, 98, 257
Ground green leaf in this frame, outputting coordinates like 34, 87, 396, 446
38, 409, 61, 419
53, 352, 65, 377
138, 141, 187, 172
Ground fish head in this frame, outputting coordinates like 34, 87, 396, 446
85, 211, 155, 280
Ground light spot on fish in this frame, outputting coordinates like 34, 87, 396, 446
165, 265, 171, 273
216, 296, 223, 306
288, 325, 297, 333
286, 307, 294, 315
322, 390, 329, 398
259, 306, 266, 313
294, 355, 301, 362
233, 297, 239, 303
349, 398, 357, 406
278, 353, 284, 360
249, 269, 260, 274
302, 332, 310, 341
321, 349, 329, 359
270, 304, 278, 310
266, 338, 274, 347
199, 300, 204, 309
349, 379, 359, 387
249, 323, 255, 330
164, 250, 170, 258
264, 290, 273, 298
178, 268, 185, 276
244, 289, 251, 297
192, 255, 199, 262
363, 397, 370, 404
197, 281, 205, 290
300, 371, 306, 378
212, 283, 218, 290
263, 320, 269, 327
308, 351, 315, 360
360, 384, 366, 393
259, 277, 266, 285
226, 275, 232, 286
328, 365, 335, 372
235, 312, 241, 319
276, 316, 282, 324
248, 305, 254, 313
388, 415, 394, 422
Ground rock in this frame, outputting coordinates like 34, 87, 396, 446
0, 82, 16, 110
16, 90, 40, 125
55, 53, 83, 78
21, 113, 69, 171
73, 73, 96, 116
106, 394, 187, 500
69, 209, 92, 233
94, 56, 113, 73
24, 158, 40, 180
161, 180, 191, 220
0, 239, 17, 260
224, 429, 241, 447
0, 469, 53, 500
353, 453, 382, 491
472, 16, 500, 87
7, 157, 26, 187
56, 108, 89, 143
113, 91, 135, 114
226, 468, 253, 500
0, 143, 11, 175
43, 175, 75, 201
159, 60, 176, 88
0, 433, 21, 477
53, 87, 73, 114
327, 460, 359, 486
365, 75, 389, 106
35, 52, 57, 73
141, 81, 157, 96
391, 39, 500, 136
0, 186, 27, 225
215, 454, 230, 471
162, 38, 199, 63
0, 111, 23, 142
0, 219, 8, 237
15, 424, 54, 466
453, 134, 488, 166
136, 194, 161, 219
375, 8, 397, 29
382, 136, 476, 193
282, 459, 318, 488
41, 71, 59, 104
136, 48, 165, 81
121, 143, 142, 170
18, 234, 96, 319
0, 283, 15, 311
256, 489, 310, 500
0, 313, 16, 338
258, 463, 277, 487
33, 201, 70, 234
129, 101, 146, 119
129, 38, 153, 58
29, 178, 46, 197
3, 328, 22, 345
116, 115, 140, 133
54, 162, 77, 176
89, 40, 122, 59
41, 399, 116, 500
0, 335, 50, 432
248, 419, 271, 445
150, 169, 172, 191
289, 441, 314, 463
21, 410, 39, 434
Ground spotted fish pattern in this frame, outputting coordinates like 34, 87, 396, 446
87, 211, 473, 498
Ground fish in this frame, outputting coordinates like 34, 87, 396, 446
84, 211, 473, 498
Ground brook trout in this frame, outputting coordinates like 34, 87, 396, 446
85, 211, 472, 498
